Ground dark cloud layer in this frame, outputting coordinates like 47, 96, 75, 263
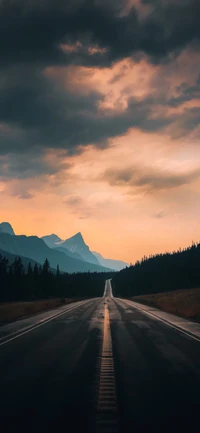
1, 0, 200, 180
0, 0, 200, 67
0, 62, 175, 159
0, 147, 71, 179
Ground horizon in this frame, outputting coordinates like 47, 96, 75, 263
1, 1, 200, 263
1, 220, 200, 265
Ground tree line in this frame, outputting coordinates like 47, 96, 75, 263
0, 255, 113, 302
112, 242, 200, 297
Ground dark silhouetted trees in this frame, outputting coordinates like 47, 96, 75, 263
112, 242, 200, 297
0, 254, 113, 302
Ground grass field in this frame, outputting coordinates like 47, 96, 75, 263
0, 298, 84, 325
132, 288, 200, 323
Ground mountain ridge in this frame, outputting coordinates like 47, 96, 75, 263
92, 251, 128, 271
0, 222, 125, 272
0, 232, 112, 273
42, 232, 100, 266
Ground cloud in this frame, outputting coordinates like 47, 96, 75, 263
2, 56, 197, 163
153, 210, 165, 219
0, 0, 200, 183
63, 192, 118, 220
63, 194, 97, 219
12, 190, 34, 200
64, 194, 84, 207
0, 62, 173, 159
0, 0, 200, 68
168, 74, 200, 107
0, 149, 72, 180
102, 164, 200, 193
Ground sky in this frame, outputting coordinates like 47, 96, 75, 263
1, 0, 200, 263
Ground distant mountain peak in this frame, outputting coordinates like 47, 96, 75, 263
60, 232, 99, 265
41, 233, 62, 249
0, 222, 15, 235
68, 232, 84, 242
43, 234, 62, 241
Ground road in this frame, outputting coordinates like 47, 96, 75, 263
0, 281, 200, 433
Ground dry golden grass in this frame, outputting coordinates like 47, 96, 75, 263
132, 288, 200, 323
0, 298, 83, 325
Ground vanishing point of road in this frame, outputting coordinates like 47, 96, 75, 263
0, 280, 200, 433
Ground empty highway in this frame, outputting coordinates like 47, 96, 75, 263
0, 281, 200, 433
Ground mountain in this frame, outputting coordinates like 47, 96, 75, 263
0, 233, 112, 273
42, 234, 62, 249
0, 248, 42, 271
42, 231, 127, 270
92, 251, 128, 271
0, 222, 15, 236
54, 246, 85, 262
42, 233, 90, 262
59, 232, 99, 265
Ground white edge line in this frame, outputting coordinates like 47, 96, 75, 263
116, 298, 200, 343
0, 301, 84, 342
0, 299, 93, 347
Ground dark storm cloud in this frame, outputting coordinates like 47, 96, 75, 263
0, 62, 198, 170
1, 0, 200, 179
0, 0, 200, 68
103, 165, 200, 192
0, 62, 174, 158
0, 148, 71, 179
0, 64, 103, 154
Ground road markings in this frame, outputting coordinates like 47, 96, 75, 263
117, 298, 200, 343
96, 303, 118, 433
0, 299, 93, 347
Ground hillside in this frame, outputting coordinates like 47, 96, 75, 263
0, 248, 40, 271
54, 246, 85, 262
132, 288, 200, 323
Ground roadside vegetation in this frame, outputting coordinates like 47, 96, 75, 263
0, 298, 84, 325
132, 288, 200, 323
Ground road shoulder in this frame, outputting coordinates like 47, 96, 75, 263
116, 298, 200, 341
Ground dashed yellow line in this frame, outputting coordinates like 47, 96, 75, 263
96, 303, 118, 433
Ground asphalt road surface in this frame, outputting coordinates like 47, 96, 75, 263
0, 282, 200, 433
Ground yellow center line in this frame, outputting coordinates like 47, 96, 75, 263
96, 303, 119, 433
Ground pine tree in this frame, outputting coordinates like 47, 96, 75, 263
33, 263, 39, 277
28, 262, 33, 275
0, 255, 8, 276
56, 264, 60, 277
43, 258, 50, 274
13, 257, 24, 277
